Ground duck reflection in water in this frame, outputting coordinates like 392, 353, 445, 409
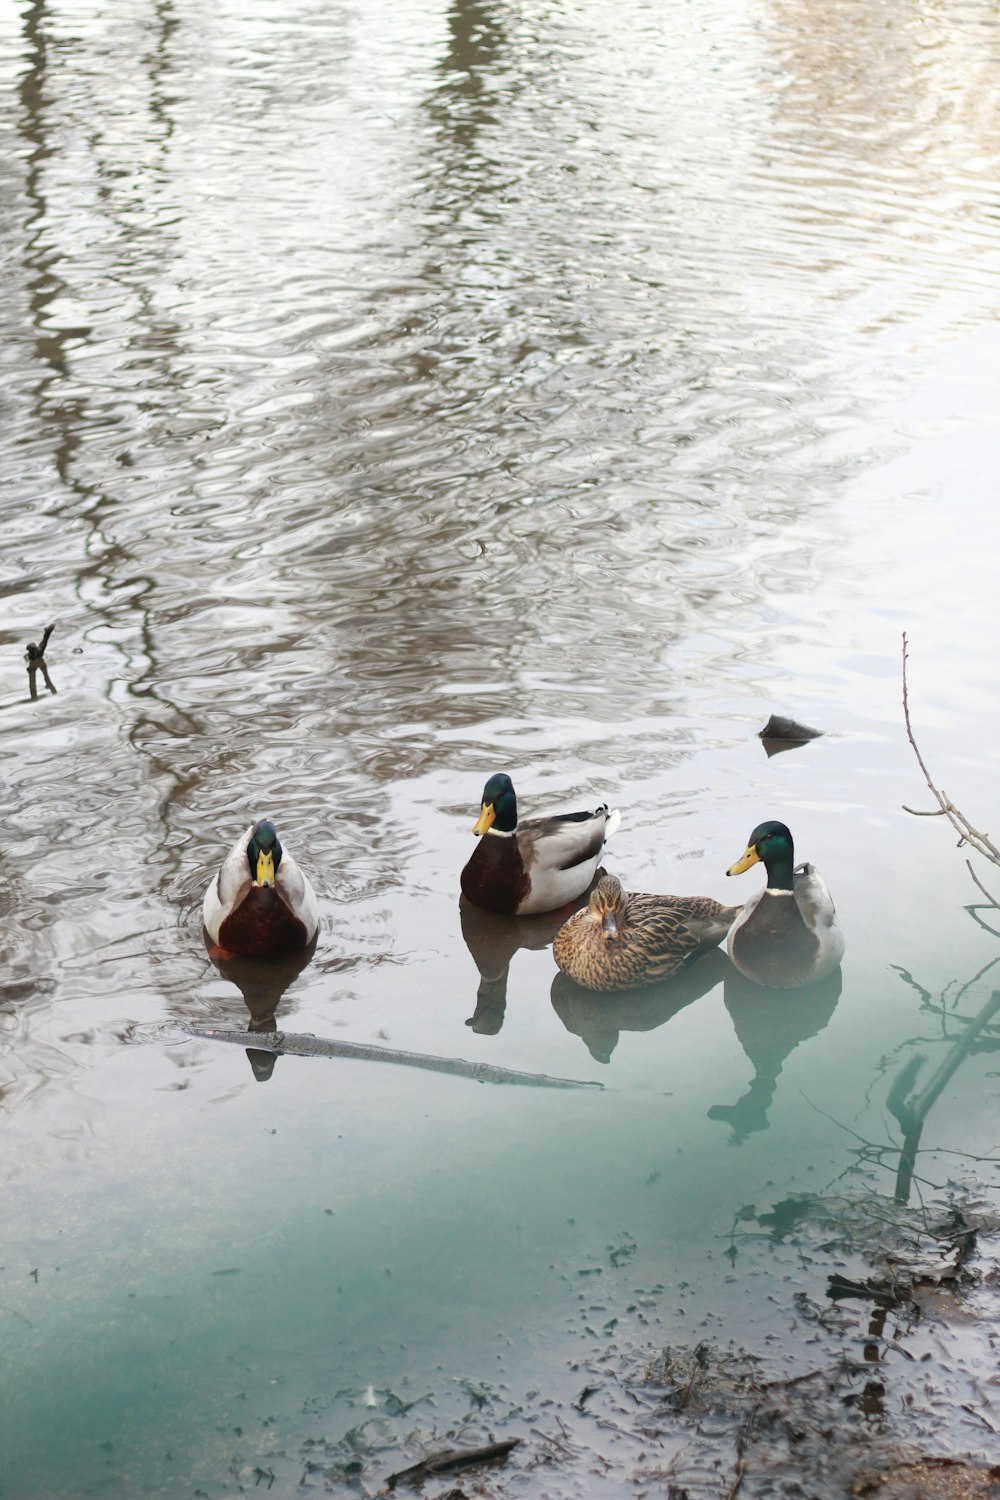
460, 892, 590, 1035
550, 948, 730, 1064
204, 936, 317, 1081
707, 967, 841, 1142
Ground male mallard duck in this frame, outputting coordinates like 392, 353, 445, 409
202, 819, 319, 958
460, 773, 620, 917
552, 873, 740, 992
725, 820, 843, 988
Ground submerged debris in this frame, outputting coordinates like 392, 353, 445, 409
282, 1187, 1000, 1499
385, 1438, 521, 1489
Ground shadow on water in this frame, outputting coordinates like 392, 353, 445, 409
707, 967, 842, 1142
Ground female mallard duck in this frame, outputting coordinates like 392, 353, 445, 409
725, 820, 844, 988
553, 873, 740, 991
460, 773, 620, 917
202, 819, 319, 958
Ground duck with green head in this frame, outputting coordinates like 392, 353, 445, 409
460, 772, 621, 917
203, 819, 320, 959
725, 820, 843, 988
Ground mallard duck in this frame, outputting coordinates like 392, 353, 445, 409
725, 820, 844, 988
202, 819, 319, 958
552, 872, 740, 992
460, 773, 620, 917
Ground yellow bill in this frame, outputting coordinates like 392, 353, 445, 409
473, 802, 496, 835
727, 846, 760, 877
256, 849, 276, 886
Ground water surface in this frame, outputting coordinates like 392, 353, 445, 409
3, 0, 1000, 1493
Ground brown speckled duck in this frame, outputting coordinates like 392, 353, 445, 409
553, 872, 740, 991
460, 773, 620, 917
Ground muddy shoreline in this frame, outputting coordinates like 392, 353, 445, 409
281, 1186, 1000, 1499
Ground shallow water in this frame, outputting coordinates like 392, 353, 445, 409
3, 0, 1000, 1493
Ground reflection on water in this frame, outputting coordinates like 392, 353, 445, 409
204, 936, 318, 1082
886, 951, 1000, 1203
551, 949, 730, 1064
459, 891, 590, 1034
707, 968, 842, 1142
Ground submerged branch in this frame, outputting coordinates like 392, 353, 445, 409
901, 634, 1000, 867
188, 1025, 603, 1090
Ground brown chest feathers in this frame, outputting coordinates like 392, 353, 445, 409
219, 884, 309, 958
460, 836, 531, 916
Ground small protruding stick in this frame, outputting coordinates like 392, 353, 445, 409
25, 623, 57, 699
26, 623, 55, 661
901, 633, 1000, 865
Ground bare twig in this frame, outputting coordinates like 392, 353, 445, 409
960, 1403, 999, 1436
965, 860, 1000, 909
530, 1428, 576, 1459
901, 634, 1000, 866
723, 1399, 760, 1500
758, 1367, 826, 1392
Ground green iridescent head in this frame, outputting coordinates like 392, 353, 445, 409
727, 820, 795, 890
247, 819, 283, 887
472, 773, 518, 835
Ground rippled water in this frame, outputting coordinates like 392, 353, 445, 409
3, 0, 1000, 1493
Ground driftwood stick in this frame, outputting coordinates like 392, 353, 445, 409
901, 634, 1000, 866
385, 1437, 521, 1488
188, 1026, 603, 1090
